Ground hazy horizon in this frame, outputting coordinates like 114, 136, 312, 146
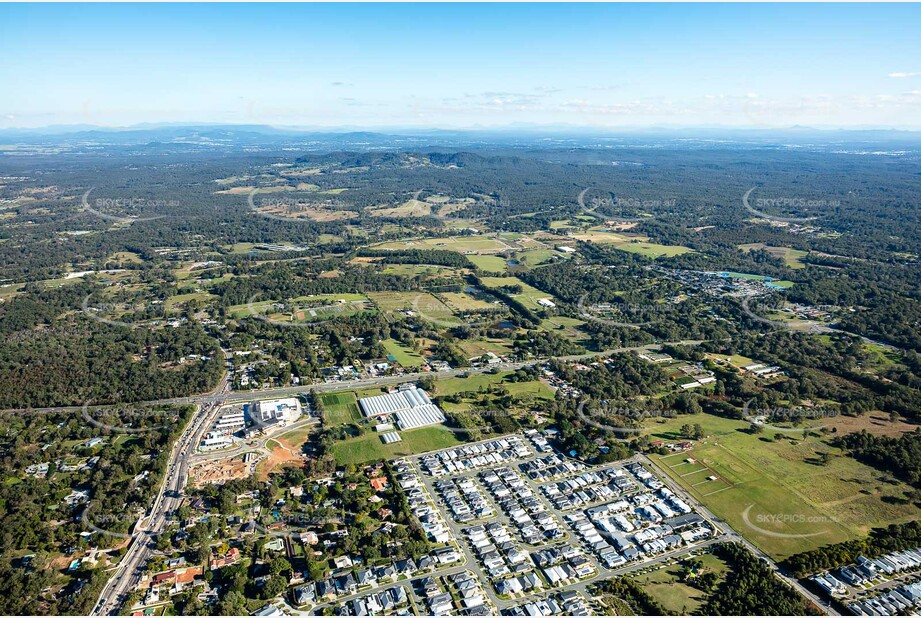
2, 3, 920, 131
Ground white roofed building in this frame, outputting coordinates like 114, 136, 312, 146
250, 398, 301, 429
358, 386, 446, 431
358, 386, 433, 417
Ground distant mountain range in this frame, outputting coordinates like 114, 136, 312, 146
1, 123, 919, 155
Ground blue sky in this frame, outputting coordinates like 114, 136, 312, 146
1, 3, 920, 129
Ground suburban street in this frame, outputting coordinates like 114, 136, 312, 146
84, 335, 832, 617
409, 449, 720, 613
288, 446, 736, 617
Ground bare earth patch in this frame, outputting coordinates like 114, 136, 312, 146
191, 457, 251, 487
256, 438, 304, 480
257, 204, 357, 222
823, 411, 919, 437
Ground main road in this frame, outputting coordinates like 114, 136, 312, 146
91, 377, 231, 616
5, 341, 704, 417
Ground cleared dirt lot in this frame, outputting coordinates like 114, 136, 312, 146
191, 456, 252, 487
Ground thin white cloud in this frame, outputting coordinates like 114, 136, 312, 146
888, 72, 921, 79
453, 91, 549, 110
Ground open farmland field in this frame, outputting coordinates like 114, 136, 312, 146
613, 240, 695, 258
0, 282, 24, 301
373, 234, 515, 254
515, 248, 558, 266
367, 290, 434, 312
821, 411, 920, 437
331, 425, 461, 466
379, 264, 450, 277
175, 271, 233, 290
739, 243, 809, 269
432, 370, 549, 399
367, 199, 432, 218
568, 228, 693, 258
569, 229, 636, 243
438, 291, 498, 312
381, 338, 424, 367
763, 309, 822, 331
704, 352, 757, 370
367, 193, 477, 219
503, 380, 555, 401
434, 372, 510, 396
226, 293, 371, 321
165, 291, 216, 311
368, 290, 460, 325
859, 342, 904, 372
467, 254, 507, 271
432, 196, 477, 217
645, 413, 920, 559
628, 552, 729, 614
214, 184, 295, 195
256, 201, 357, 222
457, 338, 514, 359
278, 167, 322, 177
479, 276, 557, 310
541, 316, 590, 342
108, 251, 144, 265
225, 242, 258, 254
286, 300, 374, 323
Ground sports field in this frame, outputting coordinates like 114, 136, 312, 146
646, 413, 919, 559
319, 392, 361, 426
721, 272, 795, 288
